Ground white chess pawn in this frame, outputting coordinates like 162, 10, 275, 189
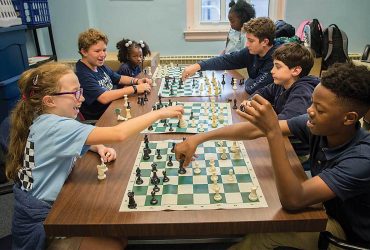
209, 158, 216, 173
99, 158, 108, 172
248, 186, 258, 201
232, 79, 238, 90
126, 108, 132, 119
220, 147, 228, 160
227, 169, 234, 181
191, 119, 196, 128
123, 95, 128, 107
193, 162, 201, 175
211, 115, 218, 128
147, 66, 152, 76
210, 171, 218, 182
213, 185, 222, 201
179, 116, 187, 128
212, 179, 218, 191
230, 141, 238, 153
198, 123, 205, 132
97, 164, 106, 180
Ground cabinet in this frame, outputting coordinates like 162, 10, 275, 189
0, 25, 28, 124
28, 23, 57, 68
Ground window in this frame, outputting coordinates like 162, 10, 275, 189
185, 0, 285, 41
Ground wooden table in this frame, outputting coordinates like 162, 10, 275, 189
44, 70, 327, 239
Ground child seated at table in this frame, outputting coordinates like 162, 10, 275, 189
116, 38, 151, 77
76, 28, 152, 120
6, 63, 183, 250
175, 63, 370, 248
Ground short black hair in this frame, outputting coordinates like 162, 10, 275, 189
229, 0, 255, 25
321, 63, 370, 116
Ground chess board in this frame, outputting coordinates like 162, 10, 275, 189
142, 101, 233, 134
158, 75, 224, 97
120, 140, 267, 212
158, 65, 201, 79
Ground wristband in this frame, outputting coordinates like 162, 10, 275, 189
135, 78, 139, 84
132, 85, 137, 94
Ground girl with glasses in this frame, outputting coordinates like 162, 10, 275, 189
6, 63, 184, 250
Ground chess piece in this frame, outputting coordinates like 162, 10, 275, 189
198, 123, 205, 132
163, 119, 168, 127
99, 158, 108, 172
169, 123, 174, 132
232, 78, 237, 90
150, 190, 158, 205
227, 169, 234, 181
142, 148, 150, 160
210, 171, 218, 182
230, 141, 238, 153
153, 183, 160, 192
148, 125, 153, 131
167, 155, 173, 166
220, 147, 228, 160
127, 192, 137, 209
162, 170, 169, 182
217, 140, 224, 146
248, 186, 258, 201
156, 149, 162, 159
178, 116, 187, 128
127, 101, 131, 110
145, 141, 151, 154
213, 185, 222, 201
221, 74, 225, 85
168, 99, 172, 106
135, 167, 143, 185
126, 108, 132, 119
239, 79, 244, 85
193, 162, 201, 175
171, 142, 176, 153
211, 114, 218, 128
189, 111, 194, 120
178, 160, 186, 174
209, 158, 216, 173
232, 99, 237, 109
123, 95, 128, 107
97, 164, 106, 180
230, 77, 234, 86
151, 163, 157, 172
117, 114, 126, 121
191, 119, 196, 128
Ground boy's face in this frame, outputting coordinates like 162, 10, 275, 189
50, 72, 84, 119
306, 84, 346, 136
228, 11, 242, 31
271, 59, 299, 87
129, 47, 143, 67
246, 33, 268, 55
81, 40, 107, 68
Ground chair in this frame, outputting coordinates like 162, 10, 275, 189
318, 231, 369, 250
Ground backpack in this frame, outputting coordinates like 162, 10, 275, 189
275, 20, 295, 38
321, 24, 349, 70
296, 19, 323, 57
274, 35, 302, 46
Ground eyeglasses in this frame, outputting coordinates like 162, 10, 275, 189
51, 88, 83, 100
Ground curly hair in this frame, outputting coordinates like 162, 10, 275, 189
229, 0, 255, 25
243, 17, 275, 45
321, 63, 370, 116
272, 43, 314, 77
78, 28, 108, 56
116, 38, 151, 63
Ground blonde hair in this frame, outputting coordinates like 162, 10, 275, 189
78, 28, 108, 56
6, 63, 73, 180
243, 17, 275, 45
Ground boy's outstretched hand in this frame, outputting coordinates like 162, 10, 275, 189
174, 137, 198, 167
97, 146, 117, 163
237, 94, 280, 138
157, 105, 184, 120
181, 64, 201, 81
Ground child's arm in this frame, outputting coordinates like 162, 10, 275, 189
97, 84, 151, 104
244, 94, 335, 210
89, 144, 117, 162
85, 105, 184, 145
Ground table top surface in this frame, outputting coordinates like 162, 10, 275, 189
44, 69, 327, 239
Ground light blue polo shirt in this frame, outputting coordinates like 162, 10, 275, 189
19, 114, 95, 202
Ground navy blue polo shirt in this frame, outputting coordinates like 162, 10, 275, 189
117, 62, 141, 77
287, 114, 370, 245
75, 60, 121, 120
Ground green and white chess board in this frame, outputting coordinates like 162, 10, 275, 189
120, 140, 267, 212
142, 101, 233, 134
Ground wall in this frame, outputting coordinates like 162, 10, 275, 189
285, 0, 370, 54
37, 0, 369, 61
